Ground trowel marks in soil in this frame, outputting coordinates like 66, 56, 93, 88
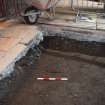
2, 50, 105, 105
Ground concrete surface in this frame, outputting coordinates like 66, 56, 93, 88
39, 6, 105, 30
0, 20, 43, 79
39, 24, 105, 42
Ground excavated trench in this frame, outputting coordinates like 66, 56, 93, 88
1, 33, 105, 105
42, 36, 105, 57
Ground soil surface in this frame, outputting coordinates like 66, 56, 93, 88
1, 50, 105, 105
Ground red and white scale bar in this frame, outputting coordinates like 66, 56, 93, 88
37, 77, 68, 81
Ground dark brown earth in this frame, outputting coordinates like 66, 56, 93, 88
2, 49, 105, 105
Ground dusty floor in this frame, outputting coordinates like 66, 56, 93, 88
1, 49, 105, 105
